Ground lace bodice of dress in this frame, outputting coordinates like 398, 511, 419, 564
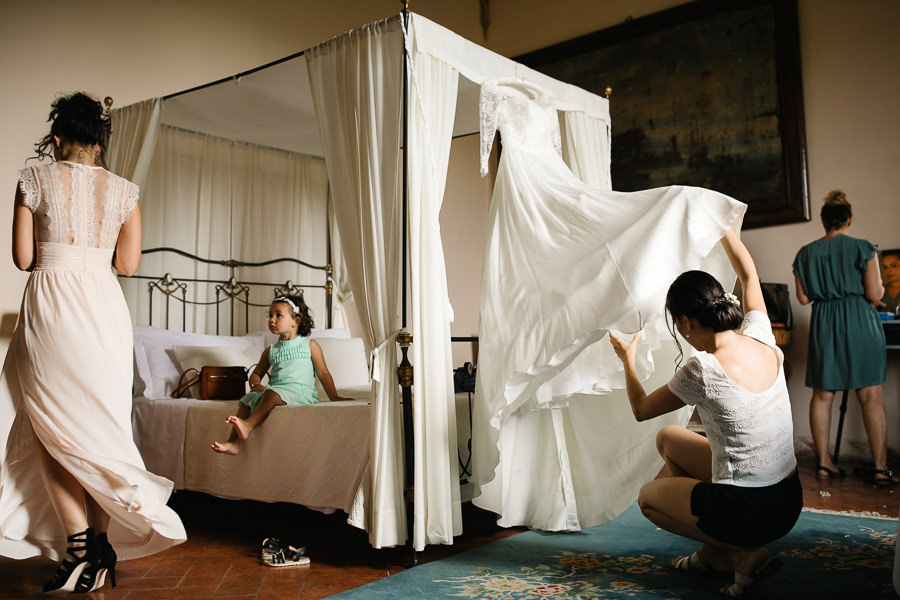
18, 162, 139, 249
480, 77, 562, 176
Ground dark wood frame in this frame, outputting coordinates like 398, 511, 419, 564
517, 0, 809, 229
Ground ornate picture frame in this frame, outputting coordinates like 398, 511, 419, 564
518, 0, 810, 229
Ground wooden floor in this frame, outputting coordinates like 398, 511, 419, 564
0, 457, 896, 599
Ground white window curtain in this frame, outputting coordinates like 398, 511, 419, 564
405, 30, 463, 548
306, 16, 406, 549
560, 112, 612, 190
108, 98, 162, 189
126, 125, 329, 334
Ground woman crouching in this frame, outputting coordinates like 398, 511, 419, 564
609, 229, 801, 597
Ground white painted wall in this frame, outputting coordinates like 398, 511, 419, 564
2, 0, 898, 460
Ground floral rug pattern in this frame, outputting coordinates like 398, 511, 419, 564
330, 505, 898, 600
435, 520, 896, 599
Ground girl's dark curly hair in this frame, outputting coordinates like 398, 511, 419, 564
274, 293, 315, 337
34, 92, 111, 161
665, 270, 743, 367
820, 189, 852, 232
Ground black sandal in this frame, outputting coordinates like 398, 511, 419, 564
870, 468, 898, 487
43, 528, 98, 593
815, 465, 846, 480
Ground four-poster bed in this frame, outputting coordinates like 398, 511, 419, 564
109, 10, 741, 553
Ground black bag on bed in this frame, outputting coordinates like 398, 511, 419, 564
173, 366, 248, 400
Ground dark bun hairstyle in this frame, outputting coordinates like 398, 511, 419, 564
820, 189, 852, 232
665, 270, 744, 334
35, 92, 111, 160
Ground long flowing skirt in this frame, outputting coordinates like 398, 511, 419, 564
0, 244, 185, 561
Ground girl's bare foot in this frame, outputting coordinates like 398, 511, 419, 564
225, 415, 251, 440
211, 440, 240, 454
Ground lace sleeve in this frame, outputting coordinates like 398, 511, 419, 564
17, 167, 39, 211
479, 81, 501, 178
120, 181, 139, 225
551, 114, 562, 158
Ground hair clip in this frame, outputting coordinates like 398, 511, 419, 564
723, 292, 739, 306
273, 296, 300, 315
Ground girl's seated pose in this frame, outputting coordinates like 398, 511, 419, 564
609, 229, 801, 597
212, 294, 352, 454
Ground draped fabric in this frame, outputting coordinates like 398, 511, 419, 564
123, 126, 329, 334
108, 98, 162, 190
306, 16, 406, 548
560, 111, 611, 190
404, 24, 463, 548
471, 78, 747, 531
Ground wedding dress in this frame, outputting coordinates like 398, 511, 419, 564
472, 77, 746, 530
0, 162, 186, 561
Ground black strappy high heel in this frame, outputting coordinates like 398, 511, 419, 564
42, 527, 97, 593
90, 532, 118, 591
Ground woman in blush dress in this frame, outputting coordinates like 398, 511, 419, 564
0, 92, 185, 593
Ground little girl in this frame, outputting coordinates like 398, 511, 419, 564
212, 294, 351, 454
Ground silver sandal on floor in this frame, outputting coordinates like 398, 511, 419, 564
262, 545, 309, 567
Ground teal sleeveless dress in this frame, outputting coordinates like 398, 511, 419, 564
239, 336, 318, 412
792, 235, 886, 390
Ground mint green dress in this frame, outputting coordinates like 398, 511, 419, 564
239, 336, 318, 412
792, 235, 886, 390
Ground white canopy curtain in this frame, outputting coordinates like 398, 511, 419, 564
306, 16, 407, 549
308, 12, 618, 549
561, 112, 612, 189
116, 124, 329, 334
404, 31, 463, 547
107, 97, 162, 190
106, 11, 624, 551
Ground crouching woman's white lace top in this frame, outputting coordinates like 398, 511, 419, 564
667, 310, 797, 487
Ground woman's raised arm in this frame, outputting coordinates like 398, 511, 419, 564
720, 229, 766, 315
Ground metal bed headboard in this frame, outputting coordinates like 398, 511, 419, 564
119, 247, 333, 335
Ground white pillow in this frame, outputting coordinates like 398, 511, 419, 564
247, 327, 350, 349
311, 327, 351, 339
313, 337, 370, 400
133, 326, 264, 399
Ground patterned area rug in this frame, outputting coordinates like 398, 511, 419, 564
331, 503, 897, 599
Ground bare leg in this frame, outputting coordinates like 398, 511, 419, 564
656, 425, 713, 481
639, 477, 772, 591
856, 385, 890, 477
85, 494, 110, 535
213, 392, 285, 454
809, 389, 837, 471
33, 431, 89, 534
212, 403, 252, 454
648, 427, 732, 571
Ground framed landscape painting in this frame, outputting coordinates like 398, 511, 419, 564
518, 0, 810, 229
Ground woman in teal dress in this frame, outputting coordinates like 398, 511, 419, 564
793, 190, 890, 485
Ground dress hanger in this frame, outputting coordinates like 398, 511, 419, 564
489, 76, 548, 101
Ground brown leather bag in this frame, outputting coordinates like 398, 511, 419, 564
173, 366, 248, 400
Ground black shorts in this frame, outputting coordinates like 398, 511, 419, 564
691, 469, 803, 547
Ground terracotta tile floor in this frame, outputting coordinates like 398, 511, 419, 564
0, 457, 896, 599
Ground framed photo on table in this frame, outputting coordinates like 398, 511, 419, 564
879, 248, 900, 318
517, 0, 810, 229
